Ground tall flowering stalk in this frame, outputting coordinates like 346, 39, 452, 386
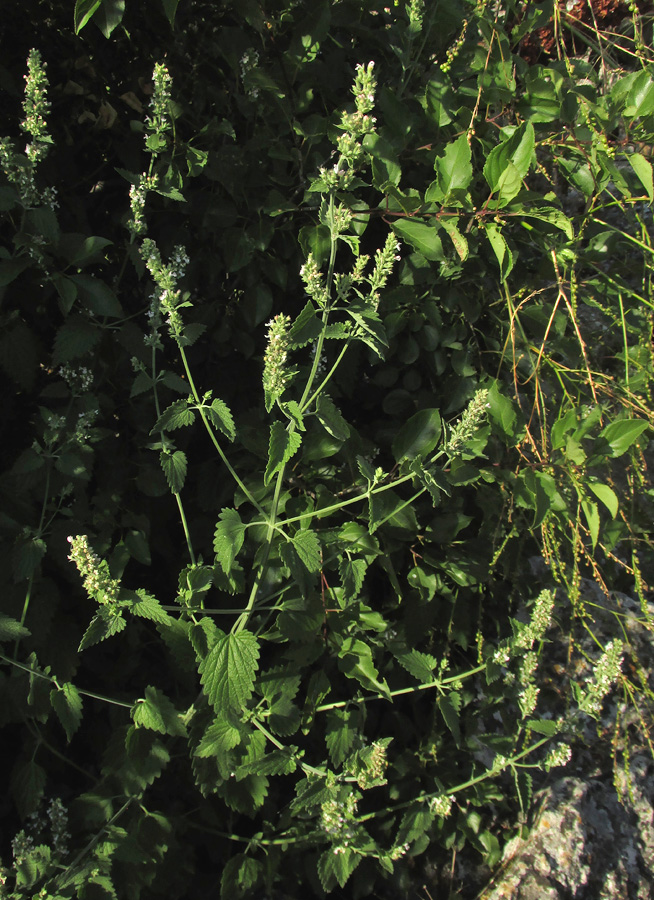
0, 49, 56, 209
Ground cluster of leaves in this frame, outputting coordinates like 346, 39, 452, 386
1, 0, 653, 898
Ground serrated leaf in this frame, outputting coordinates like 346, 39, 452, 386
199, 630, 260, 714
357, 455, 376, 482
289, 300, 322, 348
78, 609, 126, 651
221, 854, 262, 900
11, 760, 46, 819
236, 747, 298, 778
317, 846, 361, 891
129, 589, 172, 624
152, 399, 196, 433
214, 509, 246, 574
0, 613, 30, 642
291, 530, 321, 572
282, 400, 305, 430
325, 709, 357, 766
339, 557, 368, 602
315, 393, 350, 441
12, 536, 46, 582
52, 318, 102, 365
409, 460, 450, 503
160, 449, 187, 493
527, 718, 558, 737
265, 422, 302, 485
205, 397, 235, 441
268, 697, 301, 736
50, 683, 83, 742
133, 686, 187, 737
397, 805, 435, 846
395, 649, 438, 684
196, 715, 242, 756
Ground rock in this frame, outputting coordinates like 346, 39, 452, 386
479, 754, 654, 900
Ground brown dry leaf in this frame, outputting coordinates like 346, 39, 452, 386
96, 102, 117, 129
120, 91, 143, 113
64, 80, 86, 96
78, 110, 97, 125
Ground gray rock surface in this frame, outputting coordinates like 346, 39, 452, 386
479, 754, 654, 899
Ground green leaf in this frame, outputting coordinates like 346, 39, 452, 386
588, 482, 618, 519
152, 399, 196, 433
291, 529, 321, 572
265, 422, 302, 485
527, 718, 559, 737
438, 694, 461, 745
363, 133, 401, 190
484, 222, 514, 280
52, 318, 102, 365
78, 608, 126, 651
236, 747, 298, 778
599, 419, 648, 457
0, 613, 30, 642
221, 855, 262, 900
483, 123, 535, 195
392, 408, 441, 461
434, 133, 473, 201
133, 686, 187, 737
50, 683, 83, 742
93, 0, 125, 37
161, 0, 180, 26
214, 509, 246, 574
628, 152, 654, 202
338, 637, 391, 700
521, 206, 573, 239
130, 590, 171, 624
317, 846, 361, 891
339, 557, 368, 602
199, 630, 260, 714
70, 274, 122, 317
11, 760, 46, 819
440, 217, 469, 261
196, 714, 242, 756
582, 499, 600, 550
315, 394, 350, 441
624, 70, 654, 119
392, 219, 444, 261
160, 449, 187, 493
289, 301, 322, 348
74, 0, 101, 33
395, 649, 438, 684
299, 224, 331, 266
325, 709, 357, 766
58, 234, 113, 267
205, 398, 235, 441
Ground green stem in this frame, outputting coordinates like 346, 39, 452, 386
175, 492, 196, 567
0, 652, 134, 709
315, 664, 486, 713
55, 798, 133, 891
354, 737, 551, 825
14, 462, 52, 659
178, 344, 265, 515
301, 341, 351, 413
252, 718, 327, 779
